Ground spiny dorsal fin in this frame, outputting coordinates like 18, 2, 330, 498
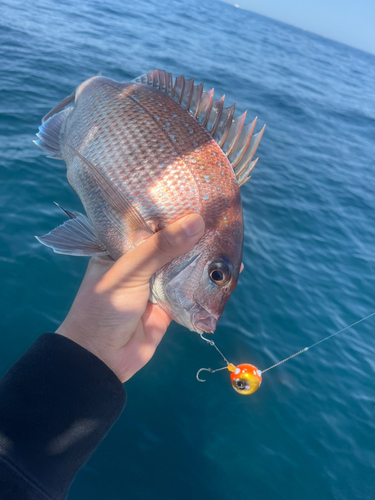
132, 69, 265, 187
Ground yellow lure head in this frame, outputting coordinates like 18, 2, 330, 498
227, 363, 262, 395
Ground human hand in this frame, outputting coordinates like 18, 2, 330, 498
56, 214, 205, 382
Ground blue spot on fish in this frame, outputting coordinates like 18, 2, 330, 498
204, 175, 210, 182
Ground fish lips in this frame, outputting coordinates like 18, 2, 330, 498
162, 252, 218, 333
190, 306, 219, 334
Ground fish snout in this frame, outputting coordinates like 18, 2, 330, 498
191, 308, 218, 334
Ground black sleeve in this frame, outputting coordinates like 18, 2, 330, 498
0, 333, 126, 500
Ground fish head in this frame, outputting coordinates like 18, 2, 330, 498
152, 228, 243, 333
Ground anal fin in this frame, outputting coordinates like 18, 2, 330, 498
36, 209, 109, 257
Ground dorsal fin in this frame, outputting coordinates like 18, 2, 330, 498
132, 69, 265, 187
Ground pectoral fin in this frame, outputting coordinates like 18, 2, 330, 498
36, 209, 109, 257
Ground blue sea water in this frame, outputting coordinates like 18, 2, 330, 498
1, 0, 375, 498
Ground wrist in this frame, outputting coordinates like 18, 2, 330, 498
56, 324, 122, 381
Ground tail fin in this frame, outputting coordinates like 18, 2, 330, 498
33, 107, 73, 159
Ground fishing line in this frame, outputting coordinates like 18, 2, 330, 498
199, 334, 230, 364
196, 310, 375, 395
197, 334, 232, 382
261, 310, 375, 373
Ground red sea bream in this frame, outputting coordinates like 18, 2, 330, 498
34, 70, 265, 333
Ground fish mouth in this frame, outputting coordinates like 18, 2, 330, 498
191, 308, 218, 334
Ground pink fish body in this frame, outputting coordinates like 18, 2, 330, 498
35, 70, 265, 333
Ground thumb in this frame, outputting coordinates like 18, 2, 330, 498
105, 214, 205, 286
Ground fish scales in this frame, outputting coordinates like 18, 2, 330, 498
35, 72, 265, 333
67, 78, 240, 235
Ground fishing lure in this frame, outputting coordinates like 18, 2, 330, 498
196, 311, 375, 395
196, 335, 262, 395
197, 334, 262, 396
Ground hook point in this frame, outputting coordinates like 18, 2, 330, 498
196, 367, 213, 382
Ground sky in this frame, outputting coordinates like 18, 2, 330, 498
220, 0, 375, 55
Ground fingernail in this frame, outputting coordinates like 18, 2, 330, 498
181, 214, 205, 237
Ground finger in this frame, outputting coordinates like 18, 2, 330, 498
142, 301, 172, 345
105, 213, 205, 286
76, 256, 115, 290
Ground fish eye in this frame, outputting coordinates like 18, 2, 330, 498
209, 261, 231, 286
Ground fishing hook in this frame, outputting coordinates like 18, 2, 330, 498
196, 366, 228, 382
196, 367, 214, 382
197, 334, 231, 382
199, 333, 215, 346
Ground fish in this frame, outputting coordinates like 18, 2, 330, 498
34, 69, 265, 334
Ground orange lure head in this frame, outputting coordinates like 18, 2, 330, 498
228, 363, 262, 395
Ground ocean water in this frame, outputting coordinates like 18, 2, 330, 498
1, 0, 375, 498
